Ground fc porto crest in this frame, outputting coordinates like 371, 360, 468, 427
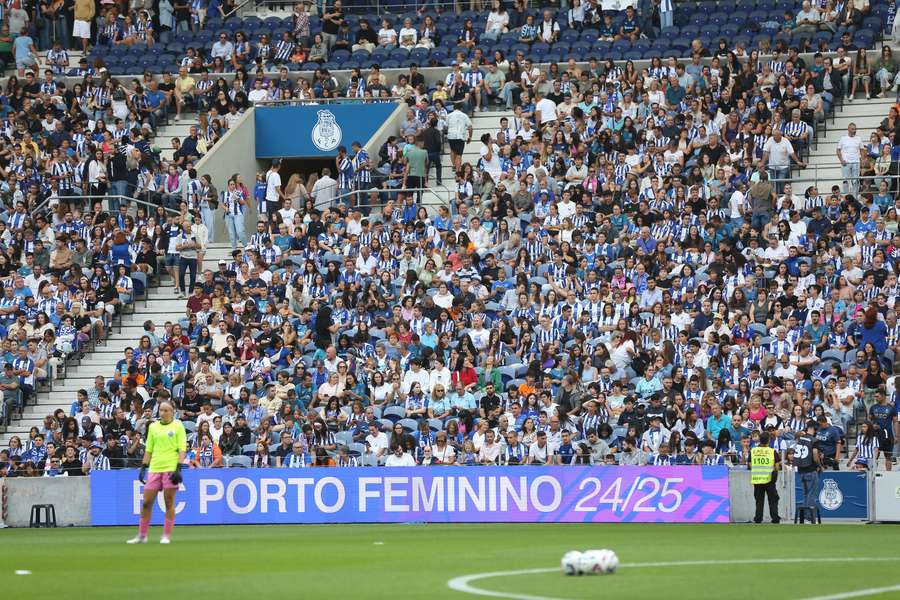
818, 479, 843, 511
311, 109, 342, 152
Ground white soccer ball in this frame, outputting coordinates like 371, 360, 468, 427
579, 549, 619, 575
561, 550, 584, 576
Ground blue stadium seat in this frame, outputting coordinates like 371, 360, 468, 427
561, 29, 579, 43
571, 41, 591, 55
708, 12, 728, 26
381, 59, 400, 68
720, 24, 739, 37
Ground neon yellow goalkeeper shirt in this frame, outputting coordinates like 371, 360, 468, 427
146, 420, 187, 473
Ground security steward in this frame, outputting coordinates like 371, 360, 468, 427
751, 431, 781, 524
796, 420, 823, 523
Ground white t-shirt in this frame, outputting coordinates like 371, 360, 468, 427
265, 169, 281, 203
446, 110, 472, 141
528, 442, 550, 464
485, 10, 509, 32
728, 189, 745, 218
248, 88, 267, 104
763, 136, 794, 167
610, 340, 634, 370
838, 134, 862, 163
366, 432, 389, 455
480, 143, 502, 179
398, 27, 417, 45
385, 452, 416, 466
377, 28, 397, 45
535, 97, 558, 124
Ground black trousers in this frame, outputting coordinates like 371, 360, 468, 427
753, 481, 780, 523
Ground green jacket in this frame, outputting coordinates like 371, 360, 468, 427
874, 56, 898, 74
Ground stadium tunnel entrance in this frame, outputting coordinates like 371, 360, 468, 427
281, 157, 334, 193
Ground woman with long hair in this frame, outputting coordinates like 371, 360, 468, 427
847, 421, 879, 470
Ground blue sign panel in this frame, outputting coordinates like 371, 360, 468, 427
795, 471, 869, 520
254, 103, 398, 158
90, 466, 730, 526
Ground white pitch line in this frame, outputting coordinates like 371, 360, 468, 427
797, 584, 900, 600
447, 557, 900, 600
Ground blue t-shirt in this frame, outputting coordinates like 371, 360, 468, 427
870, 403, 897, 433
557, 442, 575, 465
13, 36, 34, 61
815, 425, 842, 455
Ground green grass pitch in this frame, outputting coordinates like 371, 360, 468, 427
1, 523, 898, 599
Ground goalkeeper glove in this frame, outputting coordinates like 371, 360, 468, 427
138, 465, 147, 484
169, 463, 183, 485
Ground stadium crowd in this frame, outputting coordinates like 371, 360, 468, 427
1, 0, 900, 477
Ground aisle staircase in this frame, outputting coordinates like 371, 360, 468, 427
802, 95, 897, 193
0, 242, 233, 446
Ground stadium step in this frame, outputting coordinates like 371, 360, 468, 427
0, 243, 233, 444
802, 95, 896, 192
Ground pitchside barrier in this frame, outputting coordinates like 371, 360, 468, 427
3, 467, 898, 527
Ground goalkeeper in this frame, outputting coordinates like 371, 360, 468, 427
127, 401, 187, 544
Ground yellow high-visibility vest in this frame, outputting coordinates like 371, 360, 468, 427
750, 446, 775, 484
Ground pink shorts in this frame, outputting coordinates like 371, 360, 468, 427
144, 471, 179, 491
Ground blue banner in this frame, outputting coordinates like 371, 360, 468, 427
254, 103, 398, 158
90, 466, 731, 526
795, 471, 869, 520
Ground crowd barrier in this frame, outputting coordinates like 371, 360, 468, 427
3, 467, 899, 527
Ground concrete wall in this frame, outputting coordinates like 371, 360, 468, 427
195, 106, 261, 238
728, 469, 795, 523
365, 102, 407, 164
2, 477, 92, 527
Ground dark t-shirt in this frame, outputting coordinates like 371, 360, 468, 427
322, 10, 343, 34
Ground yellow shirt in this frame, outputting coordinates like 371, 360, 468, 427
146, 419, 187, 473
176, 76, 195, 94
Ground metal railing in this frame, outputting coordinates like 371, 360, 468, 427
769, 171, 900, 191
315, 184, 453, 211
254, 97, 404, 107
242, 0, 458, 14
